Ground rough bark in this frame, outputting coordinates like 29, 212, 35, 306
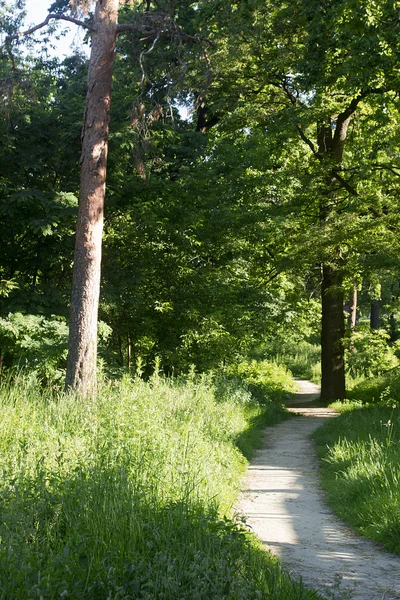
317, 118, 347, 401
65, 0, 119, 394
321, 265, 346, 402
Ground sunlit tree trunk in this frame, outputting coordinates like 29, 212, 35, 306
347, 281, 357, 352
65, 0, 119, 394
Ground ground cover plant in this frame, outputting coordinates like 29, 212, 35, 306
0, 367, 322, 599
313, 403, 400, 554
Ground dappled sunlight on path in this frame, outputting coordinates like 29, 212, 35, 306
237, 380, 400, 599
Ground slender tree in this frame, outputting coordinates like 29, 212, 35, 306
4, 0, 206, 393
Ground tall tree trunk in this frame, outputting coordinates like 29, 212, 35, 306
347, 281, 357, 352
347, 282, 357, 331
65, 0, 119, 394
127, 334, 132, 369
321, 265, 346, 402
370, 299, 380, 330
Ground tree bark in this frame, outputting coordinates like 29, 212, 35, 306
65, 0, 119, 394
370, 299, 380, 330
347, 283, 358, 332
347, 282, 357, 352
317, 118, 348, 402
321, 265, 346, 402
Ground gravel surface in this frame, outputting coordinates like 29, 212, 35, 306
237, 380, 400, 600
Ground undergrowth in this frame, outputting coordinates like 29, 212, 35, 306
0, 368, 321, 599
313, 404, 400, 554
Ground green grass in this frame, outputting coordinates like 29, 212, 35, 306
347, 365, 400, 405
0, 369, 322, 599
313, 404, 400, 554
259, 341, 321, 383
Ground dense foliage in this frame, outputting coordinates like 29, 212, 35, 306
1, 0, 399, 387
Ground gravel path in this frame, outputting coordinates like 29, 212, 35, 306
237, 380, 400, 599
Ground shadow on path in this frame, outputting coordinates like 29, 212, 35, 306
237, 380, 400, 600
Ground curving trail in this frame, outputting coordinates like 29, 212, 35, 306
237, 380, 400, 599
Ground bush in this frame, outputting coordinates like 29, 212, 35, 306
0, 313, 68, 384
0, 313, 112, 385
346, 326, 399, 380
225, 359, 296, 404
258, 340, 321, 382
348, 366, 400, 405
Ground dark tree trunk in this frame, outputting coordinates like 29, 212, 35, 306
65, 0, 119, 394
321, 265, 346, 402
317, 101, 358, 401
370, 299, 380, 330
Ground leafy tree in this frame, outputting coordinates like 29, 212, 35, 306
193, 0, 400, 399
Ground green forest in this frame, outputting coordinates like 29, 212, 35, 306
0, 0, 399, 598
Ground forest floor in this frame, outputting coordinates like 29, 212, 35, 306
237, 380, 400, 600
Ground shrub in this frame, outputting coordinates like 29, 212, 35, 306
346, 326, 399, 380
225, 359, 296, 404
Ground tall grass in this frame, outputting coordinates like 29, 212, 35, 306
0, 370, 321, 599
313, 404, 400, 554
259, 340, 321, 382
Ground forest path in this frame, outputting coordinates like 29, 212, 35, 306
237, 380, 400, 599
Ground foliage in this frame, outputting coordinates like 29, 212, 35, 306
0, 313, 68, 383
0, 313, 112, 385
346, 326, 399, 380
260, 339, 321, 382
348, 366, 400, 406
0, 373, 321, 599
225, 359, 296, 405
313, 405, 400, 554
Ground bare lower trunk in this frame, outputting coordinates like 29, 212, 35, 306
65, 0, 119, 394
321, 265, 346, 402
347, 282, 357, 352
127, 335, 132, 369
370, 299, 380, 330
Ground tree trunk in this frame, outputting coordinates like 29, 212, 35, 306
317, 104, 357, 402
127, 334, 131, 369
65, 0, 119, 394
321, 265, 346, 402
370, 299, 380, 330
347, 283, 357, 331
347, 282, 357, 352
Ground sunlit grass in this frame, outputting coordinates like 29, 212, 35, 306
313, 404, 400, 554
0, 370, 322, 599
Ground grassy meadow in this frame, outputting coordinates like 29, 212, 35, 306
0, 367, 323, 599
313, 380, 400, 554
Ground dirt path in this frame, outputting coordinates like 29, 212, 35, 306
237, 380, 400, 599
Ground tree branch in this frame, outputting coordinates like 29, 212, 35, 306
296, 125, 318, 155
372, 163, 400, 177
4, 13, 94, 44
296, 125, 359, 196
117, 19, 213, 45
333, 87, 386, 158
